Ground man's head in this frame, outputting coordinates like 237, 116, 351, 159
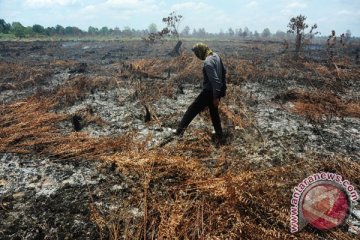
192, 43, 213, 60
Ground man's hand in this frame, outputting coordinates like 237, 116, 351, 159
213, 98, 220, 108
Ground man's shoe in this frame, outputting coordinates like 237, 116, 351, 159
212, 133, 226, 146
175, 128, 185, 137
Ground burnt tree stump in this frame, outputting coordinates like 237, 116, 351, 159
72, 115, 82, 131
169, 41, 182, 57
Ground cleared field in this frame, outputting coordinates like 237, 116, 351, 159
0, 39, 359, 239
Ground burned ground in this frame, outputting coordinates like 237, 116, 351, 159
0, 40, 359, 239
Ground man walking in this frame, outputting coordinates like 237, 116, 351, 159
176, 43, 226, 141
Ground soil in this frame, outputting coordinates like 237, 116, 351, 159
0, 39, 359, 239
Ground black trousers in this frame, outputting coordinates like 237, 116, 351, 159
177, 90, 222, 136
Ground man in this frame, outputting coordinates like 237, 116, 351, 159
176, 43, 226, 141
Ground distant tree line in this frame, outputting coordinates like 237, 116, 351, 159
0, 19, 151, 38
0, 18, 290, 39
0, 18, 353, 41
181, 25, 288, 39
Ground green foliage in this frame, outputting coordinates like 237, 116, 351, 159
228, 28, 234, 37
345, 30, 351, 39
45, 27, 56, 36
243, 27, 250, 37
55, 25, 65, 35
262, 28, 271, 38
32, 24, 45, 34
148, 23, 157, 34
287, 15, 319, 56
275, 30, 286, 38
0, 33, 16, 40
287, 15, 318, 39
11, 22, 27, 38
113, 27, 121, 35
122, 26, 133, 38
0, 19, 11, 33
195, 28, 207, 38
65, 26, 73, 35
88, 26, 98, 35
100, 27, 109, 35
288, 15, 307, 35
64, 26, 83, 36
181, 26, 190, 36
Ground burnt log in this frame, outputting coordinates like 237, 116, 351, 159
69, 63, 87, 74
72, 115, 82, 131
144, 105, 151, 123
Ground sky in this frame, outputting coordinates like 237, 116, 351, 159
0, 0, 359, 36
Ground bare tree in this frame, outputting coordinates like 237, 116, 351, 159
327, 30, 336, 47
287, 15, 318, 58
162, 11, 183, 41
327, 30, 350, 60
143, 12, 183, 43
340, 30, 352, 46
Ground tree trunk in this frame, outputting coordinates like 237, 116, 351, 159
295, 33, 302, 58
169, 40, 182, 57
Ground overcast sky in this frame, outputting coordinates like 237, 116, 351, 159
1, 0, 359, 36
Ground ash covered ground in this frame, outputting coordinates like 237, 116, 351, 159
0, 40, 359, 239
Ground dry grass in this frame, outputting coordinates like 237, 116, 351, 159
54, 75, 119, 106
49, 59, 79, 68
0, 97, 135, 159
0, 61, 52, 90
93, 143, 359, 239
129, 52, 203, 85
1, 43, 359, 239
275, 89, 360, 121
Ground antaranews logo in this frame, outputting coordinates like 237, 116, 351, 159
290, 172, 359, 233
